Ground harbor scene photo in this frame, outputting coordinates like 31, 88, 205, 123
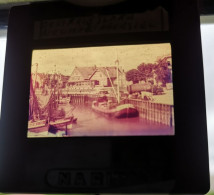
27, 43, 174, 137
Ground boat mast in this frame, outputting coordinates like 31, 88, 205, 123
115, 51, 120, 103
105, 67, 118, 102
34, 63, 38, 88
54, 64, 58, 108
33, 63, 39, 120
30, 63, 42, 121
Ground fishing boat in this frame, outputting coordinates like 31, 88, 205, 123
50, 117, 72, 126
28, 63, 77, 136
48, 66, 77, 133
28, 73, 50, 134
92, 58, 139, 118
92, 100, 139, 118
28, 119, 48, 133
48, 103, 77, 133
49, 115, 77, 127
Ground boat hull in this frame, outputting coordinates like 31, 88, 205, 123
48, 116, 77, 134
92, 101, 139, 118
28, 122, 49, 133
114, 107, 139, 118
49, 117, 72, 127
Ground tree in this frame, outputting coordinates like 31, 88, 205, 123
155, 57, 172, 86
137, 63, 155, 82
126, 69, 142, 84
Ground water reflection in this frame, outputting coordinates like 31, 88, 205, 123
60, 104, 173, 137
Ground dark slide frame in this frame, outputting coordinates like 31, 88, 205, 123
0, 0, 209, 193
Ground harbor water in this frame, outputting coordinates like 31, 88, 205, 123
59, 103, 174, 137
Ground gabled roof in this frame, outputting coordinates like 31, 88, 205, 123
70, 66, 122, 81
90, 66, 122, 79
74, 66, 96, 80
98, 67, 117, 78
60, 75, 70, 82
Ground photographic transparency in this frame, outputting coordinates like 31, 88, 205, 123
27, 43, 174, 137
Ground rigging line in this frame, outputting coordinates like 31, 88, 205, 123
105, 67, 118, 103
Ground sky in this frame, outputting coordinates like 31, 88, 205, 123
31, 43, 171, 75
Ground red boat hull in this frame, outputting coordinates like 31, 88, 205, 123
92, 101, 139, 118
114, 107, 139, 118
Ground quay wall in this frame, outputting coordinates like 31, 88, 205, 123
122, 98, 174, 127
55, 93, 174, 127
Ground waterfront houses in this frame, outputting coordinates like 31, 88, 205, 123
31, 65, 129, 95
90, 67, 118, 87
67, 66, 127, 92
67, 66, 96, 89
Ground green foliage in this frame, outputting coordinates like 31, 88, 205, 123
206, 190, 214, 195
155, 58, 172, 85
137, 63, 155, 82
125, 57, 172, 85
126, 69, 142, 84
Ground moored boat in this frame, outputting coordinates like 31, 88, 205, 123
28, 119, 49, 133
92, 101, 139, 118
28, 64, 77, 137
91, 59, 139, 119
28, 69, 50, 135
49, 117, 74, 127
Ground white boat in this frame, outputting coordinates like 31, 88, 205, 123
28, 119, 49, 133
49, 117, 72, 127
28, 70, 50, 135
